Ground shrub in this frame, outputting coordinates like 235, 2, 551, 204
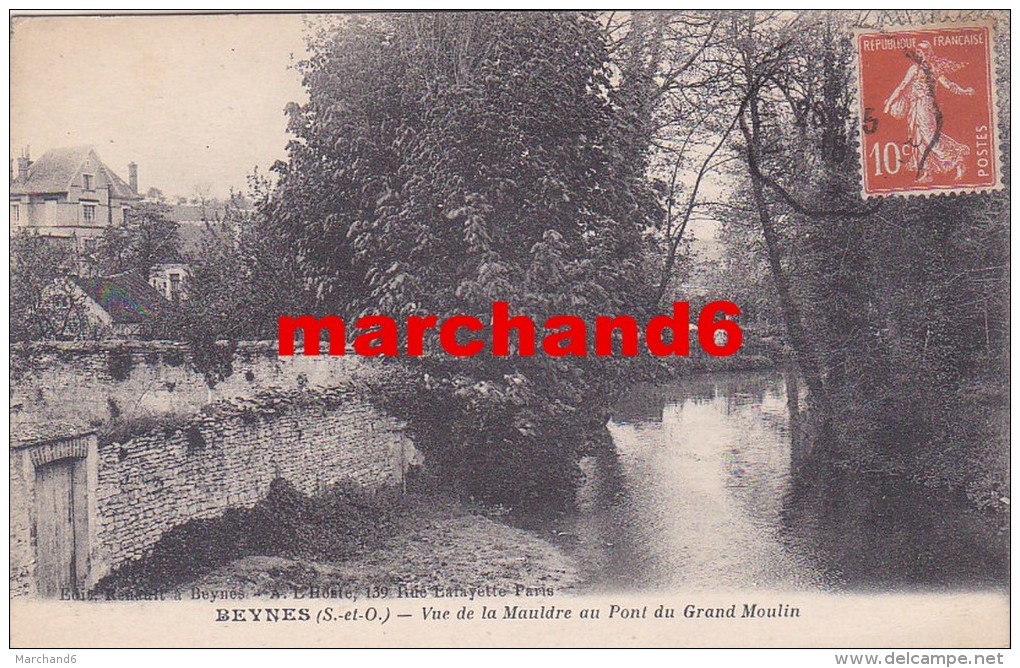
107, 346, 134, 381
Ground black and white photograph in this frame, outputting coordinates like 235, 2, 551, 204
7, 9, 1011, 653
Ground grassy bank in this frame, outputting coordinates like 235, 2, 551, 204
813, 374, 1010, 524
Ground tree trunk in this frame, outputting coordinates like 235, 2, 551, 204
742, 105, 830, 415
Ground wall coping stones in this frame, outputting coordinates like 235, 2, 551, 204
11, 425, 99, 451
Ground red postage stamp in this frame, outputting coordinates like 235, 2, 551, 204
855, 22, 1000, 198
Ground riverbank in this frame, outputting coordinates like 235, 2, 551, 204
97, 485, 579, 599
176, 498, 578, 599
824, 376, 1010, 523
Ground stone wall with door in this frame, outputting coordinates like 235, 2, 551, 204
10, 341, 420, 598
10, 388, 416, 598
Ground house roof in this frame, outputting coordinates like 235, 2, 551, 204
177, 220, 236, 258
70, 271, 167, 325
167, 203, 231, 223
11, 146, 139, 199
98, 160, 140, 200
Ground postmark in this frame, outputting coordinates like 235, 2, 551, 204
854, 21, 1001, 198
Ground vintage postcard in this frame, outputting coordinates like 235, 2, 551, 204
8, 10, 1010, 652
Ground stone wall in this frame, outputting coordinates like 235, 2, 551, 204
10, 340, 377, 440
10, 444, 38, 598
90, 387, 413, 587
9, 342, 418, 598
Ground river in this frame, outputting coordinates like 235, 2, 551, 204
528, 371, 1009, 594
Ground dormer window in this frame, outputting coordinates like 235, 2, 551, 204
83, 174, 94, 191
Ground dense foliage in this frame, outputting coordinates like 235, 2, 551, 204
265, 13, 662, 507
142, 182, 312, 385
98, 201, 182, 277
11, 203, 183, 342
10, 230, 95, 341
641, 10, 1009, 505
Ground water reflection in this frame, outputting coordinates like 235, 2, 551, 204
538, 372, 1008, 594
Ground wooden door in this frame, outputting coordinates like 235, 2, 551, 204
34, 458, 88, 598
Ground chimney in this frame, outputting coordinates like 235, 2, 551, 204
16, 148, 31, 183
128, 162, 138, 194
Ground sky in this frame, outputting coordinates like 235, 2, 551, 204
7, 11, 724, 256
10, 13, 310, 199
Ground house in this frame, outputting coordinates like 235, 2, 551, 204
169, 199, 247, 252
149, 263, 189, 302
10, 146, 192, 308
11, 146, 255, 336
147, 196, 251, 301
168, 202, 231, 225
145, 208, 221, 302
10, 146, 143, 242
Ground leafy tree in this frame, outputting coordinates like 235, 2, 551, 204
145, 187, 166, 203
270, 12, 662, 507
100, 201, 181, 278
10, 230, 99, 341
142, 171, 316, 386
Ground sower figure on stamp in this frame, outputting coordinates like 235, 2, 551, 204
883, 41, 975, 183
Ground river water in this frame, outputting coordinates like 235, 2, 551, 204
531, 372, 1008, 594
